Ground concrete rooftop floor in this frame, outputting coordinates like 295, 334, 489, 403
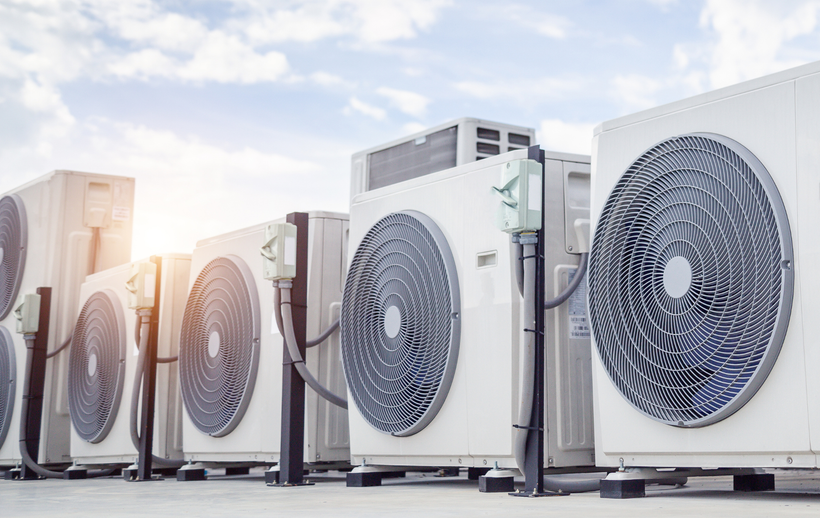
3, 468, 820, 517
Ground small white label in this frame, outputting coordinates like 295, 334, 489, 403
112, 206, 131, 221
284, 236, 296, 266
567, 268, 590, 339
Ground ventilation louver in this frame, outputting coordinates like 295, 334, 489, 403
341, 211, 460, 436
179, 255, 260, 437
588, 133, 794, 428
68, 290, 126, 443
0, 194, 27, 321
0, 327, 15, 448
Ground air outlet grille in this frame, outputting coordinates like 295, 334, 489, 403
588, 133, 793, 427
68, 290, 126, 443
0, 327, 15, 448
0, 194, 27, 320
341, 211, 460, 436
179, 255, 260, 437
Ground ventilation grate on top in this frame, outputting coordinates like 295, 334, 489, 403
179, 255, 260, 437
588, 133, 794, 428
0, 194, 27, 321
341, 211, 460, 437
68, 290, 126, 443
0, 327, 16, 449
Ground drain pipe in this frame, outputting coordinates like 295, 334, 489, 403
129, 310, 184, 468
18, 333, 115, 479
276, 283, 347, 409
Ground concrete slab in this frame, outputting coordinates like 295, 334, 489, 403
2, 469, 820, 517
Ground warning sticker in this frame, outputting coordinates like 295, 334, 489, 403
567, 268, 590, 339
112, 206, 131, 221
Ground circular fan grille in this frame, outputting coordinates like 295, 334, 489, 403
68, 290, 126, 443
0, 194, 27, 320
588, 133, 794, 427
0, 327, 16, 449
179, 255, 260, 437
341, 211, 460, 436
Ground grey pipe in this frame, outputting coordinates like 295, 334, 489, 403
544, 253, 588, 309
19, 335, 115, 478
514, 242, 524, 298
306, 318, 339, 348
129, 312, 184, 468
278, 287, 348, 409
514, 243, 537, 472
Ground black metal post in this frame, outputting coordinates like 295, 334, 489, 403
278, 212, 310, 486
19, 287, 51, 480
523, 146, 547, 495
136, 256, 162, 481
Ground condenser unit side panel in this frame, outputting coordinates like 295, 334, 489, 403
795, 73, 820, 454
592, 80, 810, 466
305, 217, 349, 463
545, 158, 595, 468
154, 255, 190, 461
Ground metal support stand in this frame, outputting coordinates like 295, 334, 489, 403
734, 473, 775, 492
510, 147, 562, 499
133, 256, 163, 482
18, 287, 51, 481
273, 212, 313, 487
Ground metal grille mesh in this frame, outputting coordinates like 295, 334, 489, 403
0, 194, 26, 320
179, 255, 260, 437
68, 290, 126, 443
341, 211, 460, 436
588, 133, 793, 427
0, 327, 15, 448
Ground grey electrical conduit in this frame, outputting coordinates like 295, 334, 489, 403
129, 312, 185, 468
514, 248, 601, 493
275, 286, 348, 409
18, 335, 116, 478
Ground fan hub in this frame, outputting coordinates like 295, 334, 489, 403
87, 353, 98, 377
383, 305, 402, 339
662, 256, 692, 299
208, 330, 220, 359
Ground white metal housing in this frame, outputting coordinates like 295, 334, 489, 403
0, 170, 134, 467
590, 61, 820, 469
350, 118, 536, 200
345, 148, 594, 469
69, 254, 189, 465
180, 212, 350, 464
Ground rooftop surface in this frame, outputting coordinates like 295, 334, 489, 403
3, 468, 820, 517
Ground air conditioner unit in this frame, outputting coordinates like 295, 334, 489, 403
0, 170, 134, 468
350, 118, 536, 199
589, 62, 820, 470
68, 254, 189, 465
179, 212, 350, 464
342, 147, 594, 470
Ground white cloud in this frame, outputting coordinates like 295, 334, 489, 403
402, 122, 428, 134
610, 74, 664, 112
177, 32, 289, 83
233, 0, 452, 45
538, 119, 595, 155
687, 0, 820, 88
504, 5, 572, 39
454, 76, 583, 103
310, 71, 354, 88
376, 87, 430, 117
344, 97, 387, 120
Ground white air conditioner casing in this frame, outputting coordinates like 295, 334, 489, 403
344, 148, 594, 469
0, 171, 134, 467
590, 62, 820, 469
68, 254, 189, 465
350, 118, 536, 200
179, 212, 349, 464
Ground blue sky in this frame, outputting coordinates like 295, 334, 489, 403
2, 0, 820, 258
